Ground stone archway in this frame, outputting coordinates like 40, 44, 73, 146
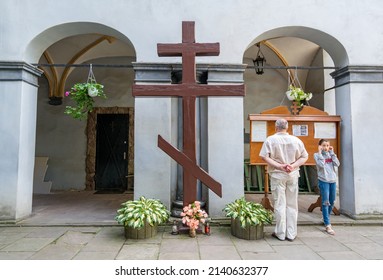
242, 26, 352, 213
86, 107, 134, 191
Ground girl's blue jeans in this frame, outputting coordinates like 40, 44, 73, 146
318, 179, 336, 226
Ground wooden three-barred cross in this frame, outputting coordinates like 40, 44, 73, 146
132, 21, 245, 206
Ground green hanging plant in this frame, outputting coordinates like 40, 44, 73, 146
64, 82, 106, 120
285, 85, 312, 106
64, 64, 106, 120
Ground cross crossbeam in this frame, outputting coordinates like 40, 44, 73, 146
132, 21, 245, 206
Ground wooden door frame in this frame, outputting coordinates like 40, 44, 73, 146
86, 107, 134, 191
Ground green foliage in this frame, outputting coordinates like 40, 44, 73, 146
115, 196, 171, 229
286, 85, 313, 106
64, 82, 106, 120
223, 197, 273, 228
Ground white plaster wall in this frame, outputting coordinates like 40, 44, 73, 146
350, 84, 383, 215
208, 97, 244, 217
134, 98, 172, 209
1, 0, 382, 66
0, 82, 20, 219
16, 83, 37, 218
0, 81, 36, 220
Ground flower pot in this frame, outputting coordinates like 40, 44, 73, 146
285, 90, 295, 101
230, 218, 264, 240
124, 222, 158, 239
88, 85, 99, 97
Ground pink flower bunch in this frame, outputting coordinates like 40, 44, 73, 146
181, 201, 208, 229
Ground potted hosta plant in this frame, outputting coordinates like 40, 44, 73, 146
285, 85, 312, 106
115, 196, 170, 239
223, 197, 273, 240
64, 82, 106, 120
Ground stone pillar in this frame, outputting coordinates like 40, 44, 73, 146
0, 62, 42, 221
207, 64, 247, 217
132, 63, 174, 209
331, 65, 383, 218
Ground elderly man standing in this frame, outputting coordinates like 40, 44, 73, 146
259, 119, 308, 241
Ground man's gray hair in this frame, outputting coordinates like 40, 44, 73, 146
275, 118, 288, 130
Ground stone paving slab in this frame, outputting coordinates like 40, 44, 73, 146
81, 237, 125, 252
200, 245, 241, 260
116, 243, 160, 260
73, 251, 119, 260
343, 242, 383, 259
0, 225, 382, 260
317, 250, 365, 260
233, 238, 274, 253
0, 251, 36, 260
28, 242, 83, 260
0, 237, 56, 252
159, 238, 199, 254
2, 193, 382, 261
159, 251, 200, 260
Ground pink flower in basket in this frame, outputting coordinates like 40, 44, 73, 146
181, 201, 208, 229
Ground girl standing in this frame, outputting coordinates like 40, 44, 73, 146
314, 139, 340, 235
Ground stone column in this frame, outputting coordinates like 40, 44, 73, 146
0, 62, 42, 221
331, 65, 383, 218
207, 64, 247, 217
132, 63, 174, 209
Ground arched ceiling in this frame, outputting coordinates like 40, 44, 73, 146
244, 37, 325, 88
39, 34, 135, 99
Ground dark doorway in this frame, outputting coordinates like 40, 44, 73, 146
95, 114, 129, 193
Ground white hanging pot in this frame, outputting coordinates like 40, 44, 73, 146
88, 85, 98, 97
285, 90, 295, 101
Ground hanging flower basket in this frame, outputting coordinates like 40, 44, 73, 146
285, 85, 312, 106
64, 82, 106, 120
64, 64, 107, 120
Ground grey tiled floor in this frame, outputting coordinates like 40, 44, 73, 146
1, 225, 383, 260
0, 191, 382, 260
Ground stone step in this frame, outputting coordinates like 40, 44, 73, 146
33, 157, 52, 194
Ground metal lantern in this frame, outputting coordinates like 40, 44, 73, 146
252, 43, 266, 75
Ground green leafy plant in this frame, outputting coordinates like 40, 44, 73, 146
223, 197, 273, 228
115, 196, 171, 229
64, 82, 106, 120
286, 85, 312, 105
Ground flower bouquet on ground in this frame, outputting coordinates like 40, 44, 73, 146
181, 201, 208, 237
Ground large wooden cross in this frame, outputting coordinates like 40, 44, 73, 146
132, 21, 245, 206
